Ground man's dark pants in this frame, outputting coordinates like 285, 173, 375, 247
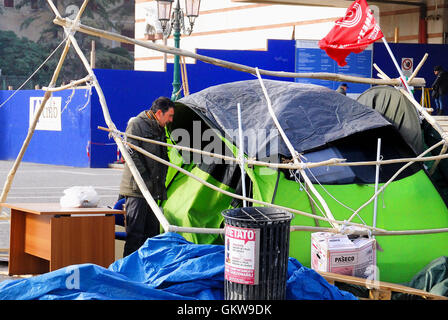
123, 196, 160, 257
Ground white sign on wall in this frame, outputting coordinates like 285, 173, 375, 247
401, 57, 414, 78
29, 97, 62, 131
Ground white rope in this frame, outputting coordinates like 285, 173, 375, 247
61, 84, 75, 114
64, 18, 81, 38
291, 163, 369, 227
125, 139, 385, 233
54, 78, 93, 114
255, 67, 338, 228
42, 75, 92, 92
346, 139, 445, 223
290, 168, 326, 218
303, 166, 369, 226
0, 34, 69, 110
99, 126, 448, 170
125, 139, 448, 236
78, 81, 93, 111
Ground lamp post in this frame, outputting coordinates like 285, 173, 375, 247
156, 0, 201, 101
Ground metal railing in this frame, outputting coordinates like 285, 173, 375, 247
0, 75, 40, 90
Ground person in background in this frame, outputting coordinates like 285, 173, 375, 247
431, 65, 448, 115
336, 83, 348, 96
119, 97, 175, 257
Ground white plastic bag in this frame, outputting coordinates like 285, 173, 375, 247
60, 186, 100, 208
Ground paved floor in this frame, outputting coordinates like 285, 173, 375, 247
0, 160, 122, 209
0, 160, 124, 283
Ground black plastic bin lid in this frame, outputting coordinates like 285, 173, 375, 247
222, 206, 293, 223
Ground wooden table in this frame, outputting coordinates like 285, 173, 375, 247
0, 202, 125, 275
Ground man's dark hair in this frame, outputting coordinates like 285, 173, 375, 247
434, 65, 444, 72
151, 96, 175, 113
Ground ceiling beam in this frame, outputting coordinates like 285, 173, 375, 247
232, 0, 426, 8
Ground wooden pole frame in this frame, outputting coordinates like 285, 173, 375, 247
99, 126, 448, 169
2, 2, 448, 239
44, 0, 171, 232
52, 16, 426, 87
0, 0, 90, 203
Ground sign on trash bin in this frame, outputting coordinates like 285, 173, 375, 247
224, 225, 260, 285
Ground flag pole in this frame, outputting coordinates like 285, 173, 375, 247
381, 37, 414, 96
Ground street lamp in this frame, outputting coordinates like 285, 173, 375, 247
156, 0, 201, 101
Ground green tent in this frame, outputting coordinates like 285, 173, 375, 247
161, 80, 448, 284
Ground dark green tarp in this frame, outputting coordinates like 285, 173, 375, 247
396, 256, 448, 298
357, 85, 424, 154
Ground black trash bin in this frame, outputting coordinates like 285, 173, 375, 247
222, 206, 293, 300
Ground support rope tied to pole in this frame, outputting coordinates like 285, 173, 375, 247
346, 139, 445, 224
51, 16, 426, 87
255, 67, 340, 229
42, 75, 92, 92
12, 1, 447, 240
98, 126, 448, 171
123, 139, 448, 237
123, 139, 386, 233
45, 0, 171, 232
0, 0, 89, 203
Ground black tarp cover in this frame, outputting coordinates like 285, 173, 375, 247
177, 80, 392, 159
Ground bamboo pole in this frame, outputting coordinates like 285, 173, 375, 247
368, 55, 447, 177
255, 68, 339, 229
52, 16, 426, 87
124, 140, 385, 233
42, 75, 92, 92
400, 88, 448, 177
99, 126, 448, 169
289, 225, 448, 236
429, 144, 447, 175
0, 1, 89, 203
400, 88, 448, 140
126, 139, 448, 237
90, 40, 96, 69
46, 1, 171, 232
343, 54, 443, 180
236, 103, 247, 207
41, 4, 448, 239
394, 27, 399, 43
373, 63, 391, 80
156, 222, 448, 236
408, 53, 428, 83
99, 126, 348, 169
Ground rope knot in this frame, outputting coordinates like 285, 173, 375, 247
441, 132, 448, 143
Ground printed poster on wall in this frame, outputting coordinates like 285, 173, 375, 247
295, 39, 373, 96
29, 97, 62, 131
224, 225, 260, 285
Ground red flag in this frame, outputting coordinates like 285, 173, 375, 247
318, 0, 383, 67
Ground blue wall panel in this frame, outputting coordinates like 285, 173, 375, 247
373, 42, 448, 103
0, 89, 91, 167
190, 39, 296, 92
6, 40, 444, 168
295, 40, 373, 94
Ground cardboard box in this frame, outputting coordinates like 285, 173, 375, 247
311, 232, 376, 279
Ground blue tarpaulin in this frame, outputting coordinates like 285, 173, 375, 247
0, 233, 356, 300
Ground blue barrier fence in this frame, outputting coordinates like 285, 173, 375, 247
0, 89, 91, 167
